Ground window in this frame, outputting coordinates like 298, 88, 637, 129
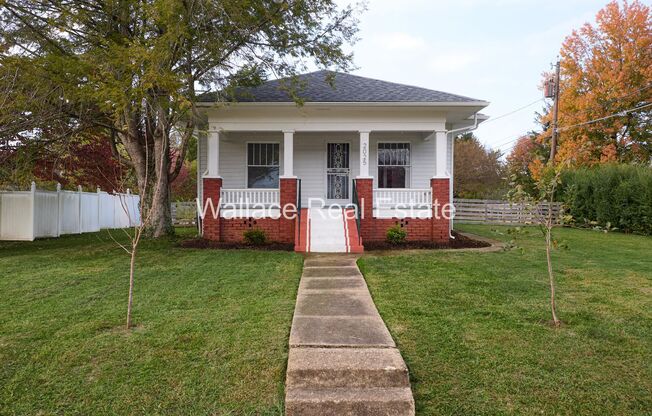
378, 143, 411, 188
247, 143, 279, 188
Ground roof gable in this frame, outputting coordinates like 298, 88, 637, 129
198, 70, 485, 104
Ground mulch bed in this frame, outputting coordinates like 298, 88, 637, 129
363, 231, 492, 251
179, 239, 294, 251
179, 232, 491, 251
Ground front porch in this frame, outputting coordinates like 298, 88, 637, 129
195, 69, 488, 252
201, 129, 451, 202
216, 187, 435, 219
200, 128, 453, 251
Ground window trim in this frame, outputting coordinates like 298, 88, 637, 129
245, 141, 281, 189
376, 141, 412, 189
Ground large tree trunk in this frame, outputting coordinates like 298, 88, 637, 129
145, 149, 174, 238
118, 105, 176, 238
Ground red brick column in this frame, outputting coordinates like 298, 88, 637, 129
279, 178, 298, 244
355, 178, 374, 241
431, 178, 451, 243
202, 177, 222, 241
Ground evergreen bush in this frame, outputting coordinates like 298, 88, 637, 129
561, 164, 652, 234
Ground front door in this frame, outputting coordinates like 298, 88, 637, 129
326, 142, 350, 202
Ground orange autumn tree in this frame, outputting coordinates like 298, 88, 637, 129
506, 133, 548, 193
506, 0, 651, 327
549, 0, 652, 165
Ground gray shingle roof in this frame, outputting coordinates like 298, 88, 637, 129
198, 70, 485, 104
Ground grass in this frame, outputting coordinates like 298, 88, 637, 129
359, 225, 652, 415
0, 228, 303, 415
3, 225, 651, 415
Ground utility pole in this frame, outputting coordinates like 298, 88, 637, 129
549, 60, 561, 165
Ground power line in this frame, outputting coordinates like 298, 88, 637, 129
482, 81, 651, 140
571, 82, 652, 117
557, 102, 652, 132
473, 98, 545, 149
612, 82, 652, 101
496, 133, 545, 152
483, 78, 652, 153
493, 129, 539, 149
481, 98, 545, 125
550, 60, 561, 163
494, 101, 652, 153
493, 134, 529, 149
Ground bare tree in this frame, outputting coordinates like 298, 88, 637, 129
109, 131, 166, 329
509, 164, 567, 327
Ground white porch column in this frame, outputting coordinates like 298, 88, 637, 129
359, 130, 371, 178
434, 131, 449, 178
206, 129, 220, 177
282, 130, 294, 177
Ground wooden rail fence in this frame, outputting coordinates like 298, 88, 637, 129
171, 201, 197, 226
172, 198, 564, 226
453, 198, 563, 225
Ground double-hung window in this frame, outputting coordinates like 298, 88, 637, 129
378, 143, 411, 188
247, 143, 280, 188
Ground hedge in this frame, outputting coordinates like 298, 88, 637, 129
560, 164, 652, 235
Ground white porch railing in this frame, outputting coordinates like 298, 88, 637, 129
373, 188, 432, 208
220, 188, 280, 207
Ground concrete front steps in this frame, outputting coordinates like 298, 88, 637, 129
286, 387, 414, 415
295, 208, 363, 253
285, 255, 414, 415
286, 348, 413, 415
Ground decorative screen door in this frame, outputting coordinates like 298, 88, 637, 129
326, 143, 350, 200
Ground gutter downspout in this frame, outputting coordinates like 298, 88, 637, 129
447, 112, 479, 136
197, 134, 203, 236
445, 113, 480, 239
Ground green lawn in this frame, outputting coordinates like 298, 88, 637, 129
359, 225, 652, 415
0, 229, 303, 415
3, 226, 651, 415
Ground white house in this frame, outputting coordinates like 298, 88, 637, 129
196, 70, 488, 252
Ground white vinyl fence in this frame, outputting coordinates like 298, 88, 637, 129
0, 182, 140, 241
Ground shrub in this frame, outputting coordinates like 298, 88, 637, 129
386, 225, 407, 245
243, 229, 267, 245
560, 164, 652, 235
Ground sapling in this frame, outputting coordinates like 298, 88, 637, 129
509, 162, 568, 327
109, 136, 166, 330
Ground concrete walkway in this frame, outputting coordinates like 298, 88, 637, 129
285, 255, 415, 415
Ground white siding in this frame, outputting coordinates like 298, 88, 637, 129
198, 131, 284, 200
196, 103, 479, 208
370, 132, 435, 189
199, 130, 443, 205
219, 131, 284, 189
294, 132, 359, 206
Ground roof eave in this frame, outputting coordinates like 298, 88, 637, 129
196, 100, 490, 108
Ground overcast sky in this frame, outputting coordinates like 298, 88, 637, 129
342, 0, 609, 155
